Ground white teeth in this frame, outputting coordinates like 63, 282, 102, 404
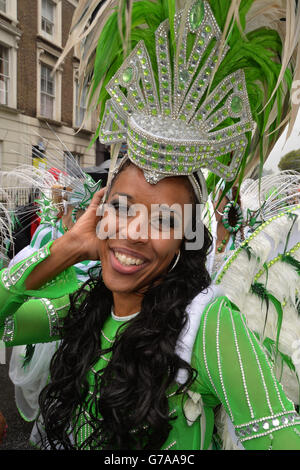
114, 251, 144, 266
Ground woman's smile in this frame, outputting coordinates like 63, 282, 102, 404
109, 246, 149, 275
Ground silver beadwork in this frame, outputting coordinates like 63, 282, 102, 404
2, 317, 15, 343
99, 1, 255, 184
228, 304, 255, 419
235, 412, 300, 442
202, 298, 232, 419
1, 245, 50, 290
40, 298, 60, 338
216, 300, 235, 420
239, 313, 275, 416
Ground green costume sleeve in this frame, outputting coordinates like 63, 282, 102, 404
0, 241, 79, 346
195, 296, 300, 450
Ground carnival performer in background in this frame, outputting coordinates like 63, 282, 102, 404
0, 0, 300, 451
211, 171, 300, 276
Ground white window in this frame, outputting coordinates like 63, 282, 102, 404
41, 0, 54, 36
0, 0, 17, 23
37, 43, 62, 122
0, 0, 6, 13
0, 141, 3, 171
75, 79, 88, 128
0, 23, 20, 109
0, 45, 9, 106
40, 64, 55, 119
38, 0, 62, 47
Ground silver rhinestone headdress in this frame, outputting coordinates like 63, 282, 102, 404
99, 0, 255, 201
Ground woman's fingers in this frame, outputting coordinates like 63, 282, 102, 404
88, 187, 107, 212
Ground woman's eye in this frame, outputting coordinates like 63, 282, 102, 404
109, 200, 129, 214
151, 213, 175, 231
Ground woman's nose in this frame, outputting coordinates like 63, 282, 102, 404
119, 204, 149, 243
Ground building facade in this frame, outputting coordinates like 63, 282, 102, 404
0, 0, 98, 172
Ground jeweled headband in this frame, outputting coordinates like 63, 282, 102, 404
98, 1, 255, 202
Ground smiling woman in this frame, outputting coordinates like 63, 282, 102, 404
98, 162, 199, 307
36, 171, 213, 450
1, 0, 300, 452
0, 163, 300, 451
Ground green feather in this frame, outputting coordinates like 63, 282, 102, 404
81, 0, 295, 195
281, 254, 300, 276
251, 282, 283, 359
22, 344, 36, 369
263, 337, 296, 373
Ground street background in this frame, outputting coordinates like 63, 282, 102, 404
0, 348, 34, 450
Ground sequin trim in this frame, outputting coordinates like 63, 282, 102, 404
216, 300, 236, 418
1, 244, 50, 289
239, 313, 286, 413
40, 298, 60, 337
235, 411, 300, 442
227, 305, 254, 419
202, 298, 233, 420
2, 317, 15, 343
164, 440, 177, 450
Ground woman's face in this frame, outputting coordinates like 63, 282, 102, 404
97, 163, 194, 294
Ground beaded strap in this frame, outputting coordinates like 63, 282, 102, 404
164, 440, 177, 450
235, 411, 300, 443
1, 244, 50, 290
254, 241, 300, 282
39, 298, 61, 338
216, 205, 300, 284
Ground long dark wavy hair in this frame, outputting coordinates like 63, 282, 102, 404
38, 164, 213, 450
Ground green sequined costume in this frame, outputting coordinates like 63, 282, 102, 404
1, 242, 300, 450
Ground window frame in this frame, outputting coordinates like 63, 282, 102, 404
74, 78, 87, 128
37, 48, 62, 122
0, 0, 17, 24
40, 63, 55, 120
38, 0, 62, 48
41, 0, 55, 37
0, 0, 6, 14
0, 24, 20, 110
0, 44, 9, 106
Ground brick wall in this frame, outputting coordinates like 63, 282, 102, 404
17, 0, 38, 116
17, 0, 76, 124
61, 0, 75, 126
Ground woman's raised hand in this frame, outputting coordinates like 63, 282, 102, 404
25, 188, 106, 291
66, 188, 106, 261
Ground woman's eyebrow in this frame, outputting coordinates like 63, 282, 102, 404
158, 204, 182, 217
110, 192, 134, 200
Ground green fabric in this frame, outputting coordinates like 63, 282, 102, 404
193, 296, 300, 450
0, 241, 78, 327
11, 243, 78, 300
75, 298, 300, 450
1, 295, 70, 346
1, 253, 300, 449
79, 315, 208, 450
